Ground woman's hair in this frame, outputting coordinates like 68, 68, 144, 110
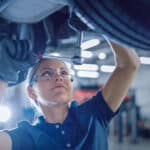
28, 59, 44, 87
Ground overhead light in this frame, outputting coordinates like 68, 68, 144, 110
77, 71, 99, 78
49, 52, 60, 57
81, 39, 100, 50
0, 106, 11, 122
98, 52, 106, 60
100, 65, 115, 73
74, 64, 99, 71
81, 51, 93, 58
140, 57, 150, 65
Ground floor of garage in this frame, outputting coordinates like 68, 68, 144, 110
109, 137, 150, 150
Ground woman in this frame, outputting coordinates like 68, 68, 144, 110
0, 41, 140, 150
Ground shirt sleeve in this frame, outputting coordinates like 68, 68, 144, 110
94, 90, 119, 122
76, 90, 120, 126
5, 127, 35, 150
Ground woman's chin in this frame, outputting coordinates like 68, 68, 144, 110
48, 95, 70, 105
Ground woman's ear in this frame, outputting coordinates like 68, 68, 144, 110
27, 86, 37, 100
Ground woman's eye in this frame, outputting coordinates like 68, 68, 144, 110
41, 71, 53, 77
61, 71, 68, 75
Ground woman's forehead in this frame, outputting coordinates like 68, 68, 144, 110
37, 59, 68, 71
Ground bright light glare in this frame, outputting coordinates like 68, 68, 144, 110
98, 52, 106, 60
49, 53, 60, 57
77, 71, 99, 78
0, 106, 11, 122
81, 39, 100, 50
100, 65, 115, 73
81, 51, 93, 58
140, 57, 150, 65
74, 64, 99, 71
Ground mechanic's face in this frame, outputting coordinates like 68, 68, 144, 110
31, 59, 73, 106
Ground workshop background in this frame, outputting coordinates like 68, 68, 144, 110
0, 1, 150, 149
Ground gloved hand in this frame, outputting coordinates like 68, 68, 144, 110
0, 38, 38, 86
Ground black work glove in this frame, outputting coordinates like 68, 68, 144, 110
0, 38, 38, 86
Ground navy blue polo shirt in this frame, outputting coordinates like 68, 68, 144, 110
6, 90, 118, 150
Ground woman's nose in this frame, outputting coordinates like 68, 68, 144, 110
54, 72, 63, 81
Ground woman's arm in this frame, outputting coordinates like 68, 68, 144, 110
102, 41, 140, 112
0, 81, 12, 150
0, 132, 12, 150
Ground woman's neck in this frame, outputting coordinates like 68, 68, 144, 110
40, 103, 69, 123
